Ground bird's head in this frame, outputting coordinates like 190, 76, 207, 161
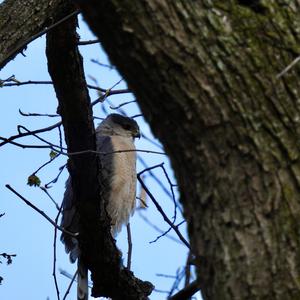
97, 114, 140, 139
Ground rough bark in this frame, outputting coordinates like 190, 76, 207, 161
46, 14, 153, 300
77, 1, 300, 299
0, 0, 70, 69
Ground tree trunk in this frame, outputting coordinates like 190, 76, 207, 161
78, 1, 300, 299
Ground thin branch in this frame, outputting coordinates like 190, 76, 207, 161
168, 280, 200, 300
150, 220, 186, 245
0, 122, 61, 147
0, 75, 16, 85
62, 271, 78, 300
32, 154, 60, 176
160, 163, 178, 221
126, 223, 132, 270
40, 186, 60, 210
137, 158, 174, 202
110, 100, 137, 110
137, 161, 184, 216
0, 137, 55, 149
17, 125, 66, 151
91, 59, 116, 69
2, 80, 52, 87
168, 268, 185, 298
131, 114, 143, 119
45, 164, 67, 188
138, 211, 182, 245
65, 148, 166, 157
0, 253, 17, 264
53, 204, 63, 300
58, 125, 63, 149
19, 109, 59, 118
78, 39, 100, 45
136, 177, 190, 249
140, 133, 164, 150
1, 80, 130, 96
5, 185, 77, 237
156, 274, 177, 279
277, 55, 300, 78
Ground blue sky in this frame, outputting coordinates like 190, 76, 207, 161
0, 15, 200, 300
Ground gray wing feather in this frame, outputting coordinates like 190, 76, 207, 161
60, 135, 113, 262
96, 135, 114, 205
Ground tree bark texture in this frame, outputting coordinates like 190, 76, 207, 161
78, 1, 300, 299
0, 0, 71, 69
46, 15, 153, 300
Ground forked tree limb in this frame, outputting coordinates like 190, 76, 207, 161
46, 12, 153, 300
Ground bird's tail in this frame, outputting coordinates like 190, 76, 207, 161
77, 258, 88, 300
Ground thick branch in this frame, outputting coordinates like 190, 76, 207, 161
0, 0, 75, 69
168, 280, 200, 300
45, 14, 153, 300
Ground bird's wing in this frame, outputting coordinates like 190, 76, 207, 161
60, 177, 80, 262
96, 135, 114, 204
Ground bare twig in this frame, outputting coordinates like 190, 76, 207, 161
277, 55, 300, 78
138, 211, 182, 245
62, 270, 78, 300
126, 223, 133, 270
131, 114, 143, 119
65, 148, 166, 157
58, 125, 63, 150
136, 176, 190, 249
0, 137, 54, 149
5, 185, 76, 237
0, 253, 17, 264
2, 80, 52, 87
150, 220, 185, 245
168, 268, 185, 298
168, 280, 200, 300
40, 186, 60, 210
32, 154, 60, 176
110, 100, 137, 110
156, 274, 177, 279
91, 59, 116, 69
19, 109, 59, 118
17, 125, 66, 151
140, 133, 163, 150
53, 204, 63, 300
0, 75, 16, 85
78, 39, 100, 45
0, 122, 61, 147
45, 164, 66, 188
2, 80, 130, 96
160, 163, 178, 221
137, 158, 180, 211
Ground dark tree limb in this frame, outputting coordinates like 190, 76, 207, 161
168, 280, 200, 300
0, 0, 75, 69
45, 13, 153, 300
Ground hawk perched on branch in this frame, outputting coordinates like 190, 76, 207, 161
61, 114, 140, 300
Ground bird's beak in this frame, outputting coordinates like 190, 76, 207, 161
134, 129, 141, 139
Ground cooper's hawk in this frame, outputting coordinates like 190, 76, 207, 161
61, 114, 140, 300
